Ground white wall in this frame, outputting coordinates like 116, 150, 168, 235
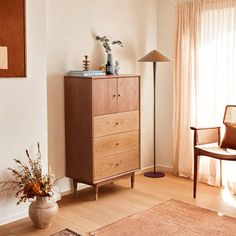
0, 0, 176, 225
156, 0, 176, 168
0, 0, 47, 225
46, 0, 163, 192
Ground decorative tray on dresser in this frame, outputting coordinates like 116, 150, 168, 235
64, 74, 140, 200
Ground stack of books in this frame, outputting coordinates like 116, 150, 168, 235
68, 70, 105, 77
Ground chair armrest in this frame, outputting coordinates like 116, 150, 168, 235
190, 126, 221, 131
190, 126, 221, 145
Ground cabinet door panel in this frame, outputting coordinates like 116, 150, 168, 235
118, 77, 139, 112
93, 79, 117, 115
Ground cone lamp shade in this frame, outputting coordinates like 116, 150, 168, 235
138, 50, 170, 178
138, 50, 170, 62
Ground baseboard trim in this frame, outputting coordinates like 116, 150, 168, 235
61, 165, 174, 196
0, 211, 28, 226
61, 183, 89, 197
138, 165, 174, 174
0, 165, 174, 226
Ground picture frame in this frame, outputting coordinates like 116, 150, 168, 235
0, 0, 26, 78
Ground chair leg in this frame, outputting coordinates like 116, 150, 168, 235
220, 160, 222, 187
193, 151, 199, 198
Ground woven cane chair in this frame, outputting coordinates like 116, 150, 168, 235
191, 105, 236, 198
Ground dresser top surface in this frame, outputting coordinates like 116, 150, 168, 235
65, 74, 140, 80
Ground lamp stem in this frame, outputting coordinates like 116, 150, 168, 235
153, 62, 156, 173
143, 60, 165, 178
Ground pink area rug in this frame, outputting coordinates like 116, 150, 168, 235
88, 199, 236, 236
51, 228, 81, 236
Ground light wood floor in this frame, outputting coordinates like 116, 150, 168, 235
1, 173, 236, 236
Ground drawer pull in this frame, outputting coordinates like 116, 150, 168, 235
115, 163, 119, 167
115, 143, 120, 146
117, 94, 121, 97
112, 94, 117, 98
115, 122, 120, 125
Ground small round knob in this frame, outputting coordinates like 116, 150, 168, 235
115, 143, 119, 146
115, 163, 119, 167
113, 94, 117, 97
115, 122, 119, 125
118, 94, 121, 97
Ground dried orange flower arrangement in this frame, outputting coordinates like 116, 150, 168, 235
0, 143, 55, 204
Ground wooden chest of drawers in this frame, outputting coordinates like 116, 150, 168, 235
64, 75, 140, 199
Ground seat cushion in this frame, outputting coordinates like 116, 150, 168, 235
220, 125, 236, 149
195, 146, 236, 160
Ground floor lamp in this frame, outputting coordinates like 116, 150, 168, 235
138, 50, 170, 178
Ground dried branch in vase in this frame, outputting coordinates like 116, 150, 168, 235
0, 143, 55, 205
96, 35, 123, 54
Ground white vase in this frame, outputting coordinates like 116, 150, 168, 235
29, 196, 58, 229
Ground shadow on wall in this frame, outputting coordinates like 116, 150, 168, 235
90, 31, 106, 69
47, 73, 66, 178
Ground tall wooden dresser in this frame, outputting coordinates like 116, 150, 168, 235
64, 75, 140, 199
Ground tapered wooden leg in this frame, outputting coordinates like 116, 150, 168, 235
193, 151, 198, 198
94, 184, 98, 200
131, 173, 135, 189
73, 179, 78, 194
220, 160, 222, 187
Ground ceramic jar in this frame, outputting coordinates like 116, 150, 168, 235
29, 196, 58, 229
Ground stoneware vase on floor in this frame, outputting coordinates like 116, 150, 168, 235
29, 196, 58, 229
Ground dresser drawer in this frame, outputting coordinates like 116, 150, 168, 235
94, 130, 139, 159
94, 150, 139, 181
94, 111, 139, 137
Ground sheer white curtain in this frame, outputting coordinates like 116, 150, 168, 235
197, 1, 236, 189
174, 0, 236, 193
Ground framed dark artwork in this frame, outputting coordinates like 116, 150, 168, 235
0, 0, 26, 78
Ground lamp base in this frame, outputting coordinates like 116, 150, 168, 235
144, 171, 165, 178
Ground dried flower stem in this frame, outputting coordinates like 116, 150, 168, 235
96, 35, 123, 54
0, 143, 55, 204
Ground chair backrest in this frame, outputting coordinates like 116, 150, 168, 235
223, 105, 236, 126
194, 128, 220, 145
